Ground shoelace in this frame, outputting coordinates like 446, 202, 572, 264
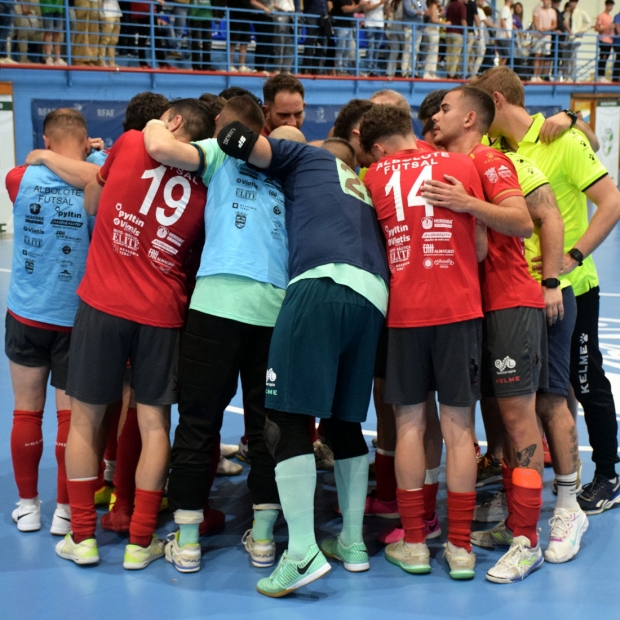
499, 542, 527, 568
582, 475, 607, 500
548, 513, 571, 540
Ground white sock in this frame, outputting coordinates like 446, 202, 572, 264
19, 497, 39, 507
56, 503, 70, 513
103, 459, 116, 484
555, 472, 579, 511
425, 466, 440, 485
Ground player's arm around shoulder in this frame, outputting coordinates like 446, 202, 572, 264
143, 119, 200, 171
24, 150, 99, 190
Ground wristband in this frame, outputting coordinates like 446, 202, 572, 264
562, 109, 578, 128
541, 278, 560, 289
217, 121, 260, 162
568, 247, 584, 266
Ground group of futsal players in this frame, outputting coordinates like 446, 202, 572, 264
6, 69, 620, 596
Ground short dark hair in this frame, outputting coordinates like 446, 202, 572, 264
333, 99, 375, 140
220, 95, 265, 134
322, 137, 356, 168
359, 105, 413, 153
43, 108, 88, 141
167, 98, 215, 141
218, 86, 263, 108
199, 93, 226, 126
263, 74, 305, 105
451, 86, 496, 134
419, 89, 449, 136
123, 92, 170, 132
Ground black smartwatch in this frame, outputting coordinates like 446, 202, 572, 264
541, 278, 561, 289
568, 247, 584, 266
563, 109, 578, 128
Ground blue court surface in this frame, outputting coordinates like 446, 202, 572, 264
0, 230, 619, 620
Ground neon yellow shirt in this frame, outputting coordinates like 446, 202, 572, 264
491, 115, 608, 296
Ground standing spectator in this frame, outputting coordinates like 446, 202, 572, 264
512, 2, 527, 70
401, 0, 424, 78
73, 0, 101, 65
422, 0, 440, 77
99, 0, 122, 67
480, 4, 495, 71
495, 0, 513, 66
595, 0, 615, 81
563, 0, 591, 80
188, 0, 212, 71
273, 0, 295, 73
41, 0, 66, 65
302, 0, 329, 73
385, 0, 403, 77
362, 0, 387, 76
531, 0, 557, 81
168, 0, 190, 57
228, 0, 253, 72
129, 0, 168, 68
252, 0, 275, 74
465, 0, 480, 77
13, 0, 42, 63
613, 5, 620, 81
551, 0, 569, 79
333, 0, 361, 75
445, 0, 467, 78
470, 0, 489, 76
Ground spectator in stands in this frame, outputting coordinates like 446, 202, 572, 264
512, 2, 527, 68
595, 0, 615, 81
422, 0, 441, 78
495, 0, 513, 66
73, 0, 100, 65
613, 4, 620, 81
303, 0, 329, 73
401, 0, 425, 78
188, 0, 213, 71
168, 0, 190, 58
470, 0, 489, 76
563, 0, 592, 81
532, 0, 557, 81
228, 0, 253, 72
13, 0, 42, 64
129, 0, 169, 69
99, 0, 122, 67
551, 0, 570, 79
252, 0, 275, 74
445, 0, 467, 78
273, 0, 295, 73
480, 4, 496, 71
465, 0, 480, 77
40, 0, 66, 66
333, 0, 362, 75
363, 0, 387, 76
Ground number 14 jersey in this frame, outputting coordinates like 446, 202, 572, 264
78, 130, 207, 328
364, 149, 485, 328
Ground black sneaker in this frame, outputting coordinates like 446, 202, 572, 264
577, 474, 620, 515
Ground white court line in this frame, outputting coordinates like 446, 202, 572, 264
601, 293, 620, 297
0, 268, 10, 273
223, 407, 618, 452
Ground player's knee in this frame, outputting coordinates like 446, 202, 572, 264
323, 418, 369, 460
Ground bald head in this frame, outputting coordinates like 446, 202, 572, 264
270, 126, 306, 143
370, 90, 411, 115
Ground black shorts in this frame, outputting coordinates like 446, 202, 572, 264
5, 311, 71, 390
385, 318, 482, 408
230, 12, 251, 45
265, 277, 385, 423
66, 301, 179, 406
481, 306, 549, 398
374, 324, 388, 379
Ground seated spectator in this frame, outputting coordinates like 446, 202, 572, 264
188, 0, 213, 71
41, 0, 66, 66
99, 0, 122, 67
13, 0, 43, 64
531, 0, 557, 81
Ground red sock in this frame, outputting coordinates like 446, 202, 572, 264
396, 488, 425, 543
56, 410, 71, 505
104, 400, 122, 464
423, 482, 440, 520
67, 478, 99, 542
509, 468, 542, 546
129, 488, 164, 547
11, 410, 44, 498
503, 464, 515, 532
113, 407, 141, 511
447, 490, 476, 552
374, 451, 397, 502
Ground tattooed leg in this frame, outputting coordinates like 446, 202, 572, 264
537, 393, 579, 476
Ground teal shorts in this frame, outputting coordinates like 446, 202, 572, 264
265, 277, 384, 422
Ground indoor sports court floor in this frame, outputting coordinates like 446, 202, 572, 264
0, 230, 619, 620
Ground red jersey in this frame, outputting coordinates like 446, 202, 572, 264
77, 130, 207, 328
471, 145, 545, 313
364, 149, 484, 328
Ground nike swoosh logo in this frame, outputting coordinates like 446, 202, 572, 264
297, 552, 319, 575
17, 512, 35, 520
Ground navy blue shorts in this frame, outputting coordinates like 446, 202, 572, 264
540, 286, 577, 397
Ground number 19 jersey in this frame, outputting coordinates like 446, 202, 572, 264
77, 130, 208, 328
364, 149, 485, 328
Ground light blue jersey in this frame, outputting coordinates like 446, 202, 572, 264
193, 138, 289, 289
7, 166, 91, 327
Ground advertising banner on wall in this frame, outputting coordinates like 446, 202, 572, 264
0, 87, 15, 235
596, 101, 620, 187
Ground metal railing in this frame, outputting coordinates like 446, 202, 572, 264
0, 2, 615, 82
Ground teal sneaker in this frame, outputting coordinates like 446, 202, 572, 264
320, 537, 370, 572
55, 533, 99, 565
123, 535, 165, 570
256, 544, 331, 598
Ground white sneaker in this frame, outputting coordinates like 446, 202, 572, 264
239, 65, 255, 73
544, 508, 589, 563
12, 498, 41, 532
474, 490, 507, 522
0, 57, 17, 64
220, 442, 239, 458
45, 56, 54, 65
443, 542, 475, 580
242, 529, 276, 567
165, 531, 202, 573
50, 504, 71, 536
54, 57, 67, 66
471, 520, 513, 549
217, 455, 243, 476
486, 535, 544, 583
229, 65, 238, 72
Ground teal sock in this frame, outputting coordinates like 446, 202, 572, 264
178, 524, 200, 547
275, 453, 317, 561
335, 454, 369, 546
252, 509, 278, 542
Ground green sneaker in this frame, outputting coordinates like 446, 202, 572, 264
385, 539, 431, 574
55, 533, 99, 565
256, 544, 331, 598
123, 534, 165, 570
320, 537, 370, 572
471, 520, 514, 550
443, 542, 476, 580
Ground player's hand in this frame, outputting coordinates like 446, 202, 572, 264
542, 286, 564, 325
539, 113, 571, 144
421, 175, 470, 212
89, 137, 105, 151
561, 252, 579, 275
25, 149, 48, 166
